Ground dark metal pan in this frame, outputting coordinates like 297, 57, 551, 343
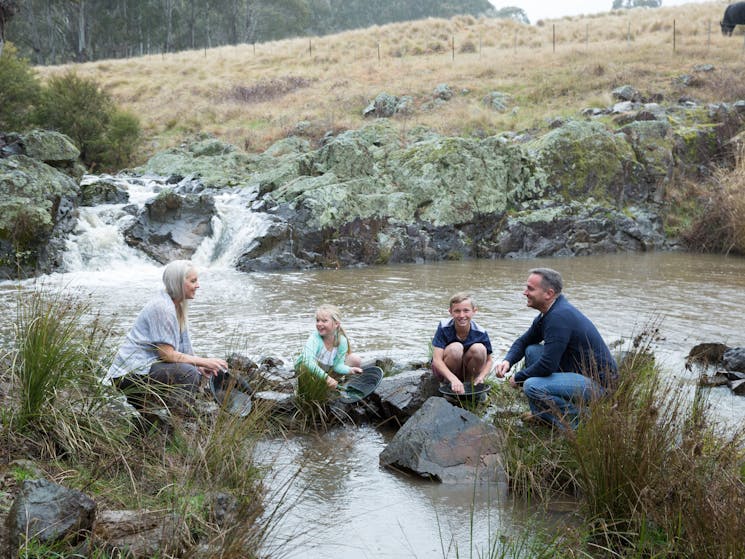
337, 365, 384, 404
438, 381, 490, 404
210, 369, 253, 416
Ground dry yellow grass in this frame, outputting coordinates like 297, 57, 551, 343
33, 1, 745, 159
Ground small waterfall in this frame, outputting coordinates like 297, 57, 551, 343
63, 174, 270, 273
191, 189, 270, 269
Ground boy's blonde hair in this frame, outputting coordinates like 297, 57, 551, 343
449, 292, 476, 309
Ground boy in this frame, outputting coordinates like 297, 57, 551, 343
431, 292, 493, 394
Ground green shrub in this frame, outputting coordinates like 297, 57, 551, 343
101, 109, 142, 169
34, 71, 141, 171
0, 43, 42, 131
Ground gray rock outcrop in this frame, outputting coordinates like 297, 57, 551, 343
379, 396, 503, 483
374, 368, 441, 425
0, 147, 80, 278
124, 189, 216, 263
6, 479, 96, 555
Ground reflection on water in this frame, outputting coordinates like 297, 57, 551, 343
1, 252, 744, 558
257, 426, 519, 559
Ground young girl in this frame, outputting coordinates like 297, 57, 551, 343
295, 304, 362, 389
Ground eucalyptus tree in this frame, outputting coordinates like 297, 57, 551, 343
0, 0, 19, 57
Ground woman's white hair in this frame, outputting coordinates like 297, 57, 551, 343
162, 260, 195, 330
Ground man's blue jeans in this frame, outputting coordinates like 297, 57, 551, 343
521, 344, 604, 429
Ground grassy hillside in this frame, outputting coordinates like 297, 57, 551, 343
34, 1, 744, 159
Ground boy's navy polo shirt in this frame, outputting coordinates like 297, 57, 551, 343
432, 318, 493, 355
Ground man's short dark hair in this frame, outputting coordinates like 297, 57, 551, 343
529, 268, 563, 294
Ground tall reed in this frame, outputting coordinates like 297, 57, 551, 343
11, 287, 98, 430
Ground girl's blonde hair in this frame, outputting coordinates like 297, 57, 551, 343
162, 260, 195, 330
316, 304, 351, 351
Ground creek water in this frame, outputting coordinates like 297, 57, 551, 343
1, 175, 744, 558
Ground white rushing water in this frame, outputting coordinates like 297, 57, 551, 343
62, 173, 270, 275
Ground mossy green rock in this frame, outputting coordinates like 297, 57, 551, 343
21, 130, 80, 163
139, 136, 255, 188
527, 120, 635, 203
269, 121, 546, 228
0, 155, 79, 273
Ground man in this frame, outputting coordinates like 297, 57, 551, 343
431, 292, 493, 395
495, 268, 617, 429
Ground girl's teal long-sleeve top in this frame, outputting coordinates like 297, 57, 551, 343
295, 331, 352, 379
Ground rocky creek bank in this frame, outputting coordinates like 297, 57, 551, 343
2, 83, 745, 278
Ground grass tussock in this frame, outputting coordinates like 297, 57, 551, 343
500, 322, 745, 558
681, 148, 745, 255
227, 76, 314, 104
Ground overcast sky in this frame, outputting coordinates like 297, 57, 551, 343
488, 0, 708, 23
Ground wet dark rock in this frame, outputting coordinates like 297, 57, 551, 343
379, 396, 502, 483
730, 378, 745, 395
6, 479, 96, 555
373, 368, 440, 425
723, 347, 745, 372
124, 190, 216, 263
79, 177, 129, 206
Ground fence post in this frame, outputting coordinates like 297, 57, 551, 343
308, 38, 312, 57
452, 35, 455, 60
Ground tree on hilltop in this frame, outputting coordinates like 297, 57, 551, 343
490, 6, 529, 24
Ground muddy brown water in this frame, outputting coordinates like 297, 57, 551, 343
2, 252, 744, 558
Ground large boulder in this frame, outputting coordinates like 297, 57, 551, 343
373, 368, 441, 425
526, 120, 638, 204
21, 130, 80, 165
379, 396, 503, 484
124, 190, 216, 263
0, 155, 80, 278
139, 135, 257, 189
6, 479, 96, 555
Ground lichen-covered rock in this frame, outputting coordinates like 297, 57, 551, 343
620, 119, 674, 202
139, 135, 256, 189
0, 155, 79, 278
21, 129, 80, 163
79, 176, 129, 206
526, 120, 637, 204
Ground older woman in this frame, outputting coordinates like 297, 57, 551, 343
105, 260, 227, 415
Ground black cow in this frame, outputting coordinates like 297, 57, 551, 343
721, 2, 745, 36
